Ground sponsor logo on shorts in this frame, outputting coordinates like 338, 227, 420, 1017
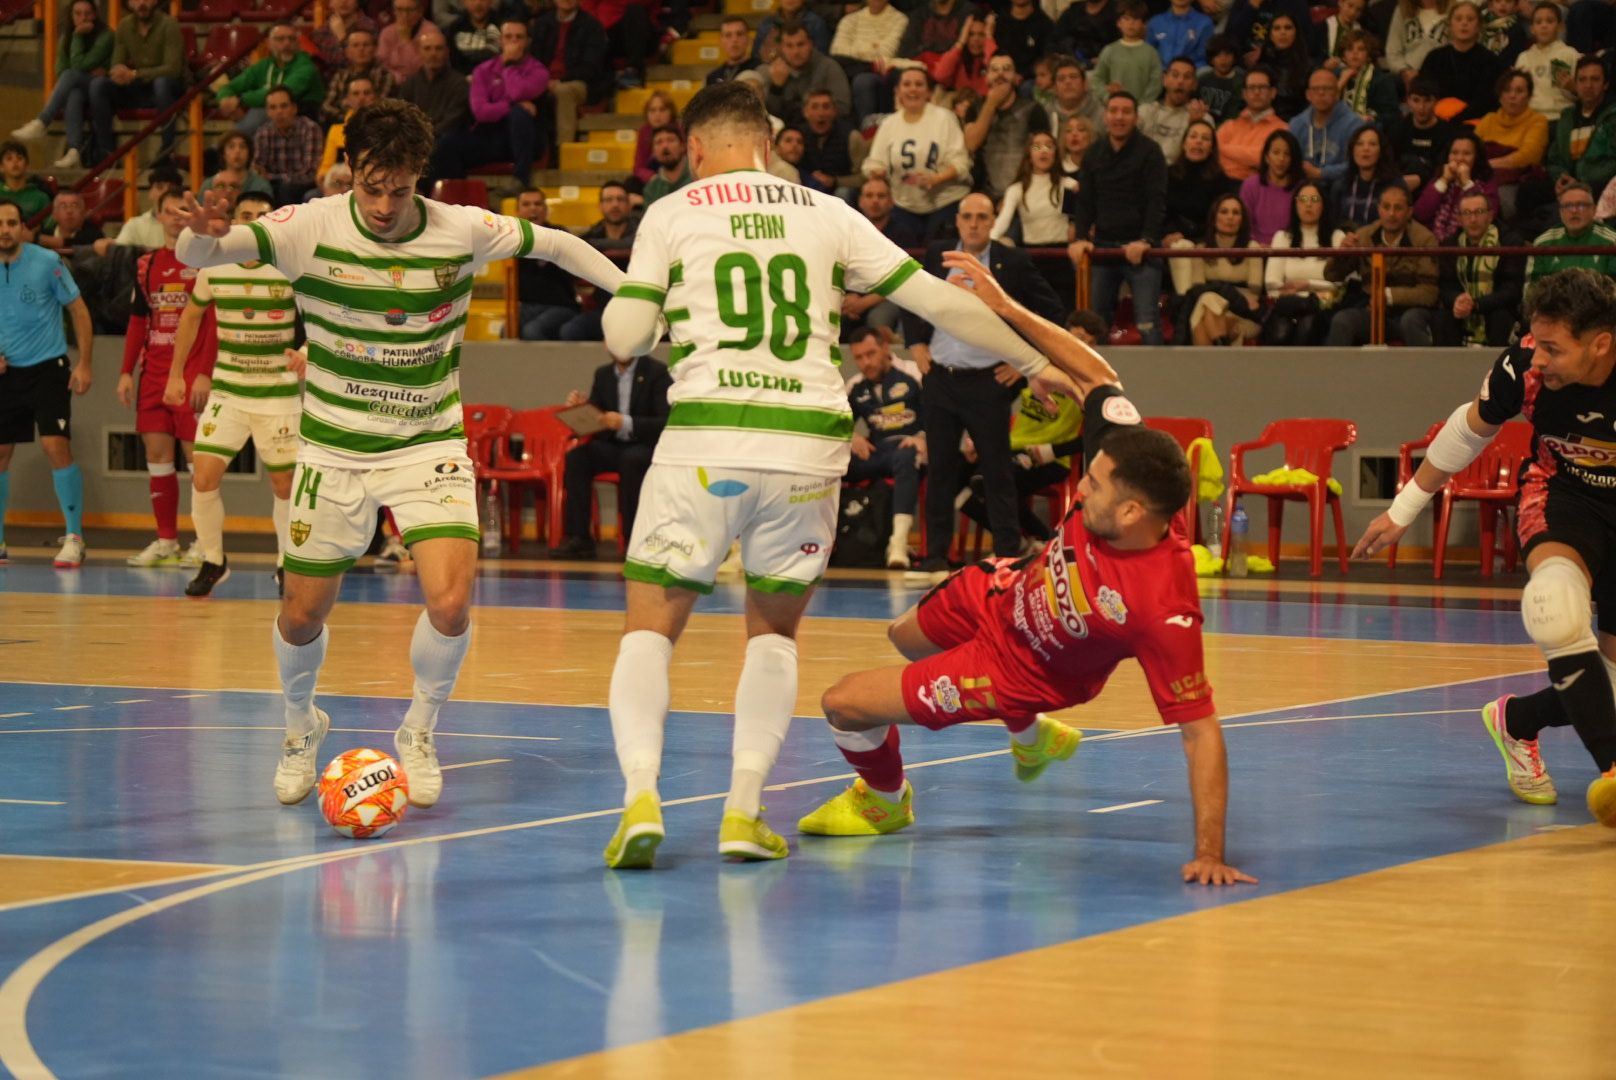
642, 531, 694, 558
384, 309, 409, 326
697, 466, 749, 498
799, 542, 820, 555
1095, 585, 1127, 625
290, 520, 311, 546
439, 495, 472, 506
922, 675, 962, 715
435, 462, 461, 474
434, 265, 460, 289
428, 303, 453, 323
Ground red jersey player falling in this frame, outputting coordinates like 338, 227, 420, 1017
799, 252, 1256, 887
117, 189, 215, 567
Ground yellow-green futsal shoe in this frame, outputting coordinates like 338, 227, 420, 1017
603, 791, 664, 869
798, 779, 914, 836
1012, 714, 1082, 783
718, 810, 790, 860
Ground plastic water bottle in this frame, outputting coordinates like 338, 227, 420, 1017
1206, 501, 1224, 563
1228, 504, 1249, 578
481, 487, 503, 557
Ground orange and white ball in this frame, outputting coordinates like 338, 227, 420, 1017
317, 748, 410, 839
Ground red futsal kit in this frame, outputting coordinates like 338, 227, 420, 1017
904, 385, 1216, 730
121, 247, 215, 440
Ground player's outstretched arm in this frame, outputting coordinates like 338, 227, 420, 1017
886, 263, 1051, 379
524, 224, 627, 295
939, 250, 1120, 397
1178, 715, 1258, 887
1351, 399, 1500, 559
175, 189, 257, 269
602, 296, 662, 361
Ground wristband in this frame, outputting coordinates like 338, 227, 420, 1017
1387, 481, 1434, 527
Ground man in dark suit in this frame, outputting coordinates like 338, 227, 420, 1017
903, 192, 1064, 576
548, 353, 672, 559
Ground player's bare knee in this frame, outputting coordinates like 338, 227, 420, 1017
424, 592, 472, 636
821, 679, 859, 730
268, 472, 293, 499
277, 603, 324, 644
1522, 556, 1596, 658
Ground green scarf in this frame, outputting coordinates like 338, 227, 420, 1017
1456, 224, 1500, 345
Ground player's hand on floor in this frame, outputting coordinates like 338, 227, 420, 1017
1182, 856, 1258, 886
1350, 512, 1407, 560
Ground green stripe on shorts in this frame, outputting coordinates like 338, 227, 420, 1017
744, 571, 820, 595
282, 553, 355, 577
400, 523, 480, 546
624, 558, 714, 595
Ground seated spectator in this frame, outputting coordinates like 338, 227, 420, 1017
1093, 1, 1164, 105
580, 0, 657, 91
752, 0, 830, 65
311, 0, 378, 73
1069, 91, 1169, 343
1240, 130, 1303, 243
829, 0, 909, 123
1475, 67, 1548, 218
864, 68, 972, 239
1546, 58, 1616, 205
994, 0, 1055, 89
992, 131, 1075, 245
840, 176, 915, 338
1169, 193, 1264, 345
1413, 131, 1499, 242
706, 16, 754, 86
215, 22, 325, 137
632, 91, 679, 185
0, 142, 51, 221
761, 20, 853, 123
512, 190, 593, 339
845, 327, 926, 569
1197, 34, 1245, 121
37, 191, 101, 252
321, 30, 396, 126
378, 0, 439, 84
1260, 13, 1311, 118
252, 87, 323, 207
446, 0, 503, 74
100, 163, 180, 253
1433, 190, 1525, 345
12, 0, 111, 170
1385, 0, 1449, 89
771, 126, 805, 182
1314, 0, 1367, 68
531, 0, 610, 147
318, 75, 379, 179
430, 22, 547, 187
199, 131, 274, 202
736, 69, 789, 136
1163, 117, 1233, 240
548, 352, 672, 559
896, 0, 968, 71
1055, 0, 1118, 66
797, 90, 853, 193
88, 0, 184, 161
1149, 0, 1214, 68
1138, 58, 1204, 164
964, 55, 1051, 200
1263, 180, 1345, 345
1513, 2, 1578, 121
398, 29, 472, 138
1481, 0, 1528, 56
1330, 123, 1402, 227
1047, 57, 1104, 137
1216, 64, 1285, 180
1289, 66, 1358, 183
310, 161, 353, 199
1526, 182, 1616, 282
1387, 75, 1458, 193
1336, 29, 1399, 123
928, 12, 995, 99
1418, 1, 1505, 122
1324, 184, 1438, 346
642, 126, 693, 206
581, 180, 637, 251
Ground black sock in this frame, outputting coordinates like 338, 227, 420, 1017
1505, 686, 1570, 741
1546, 651, 1616, 772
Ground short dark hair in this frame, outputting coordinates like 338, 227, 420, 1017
720, 14, 748, 30
1525, 268, 1616, 338
1205, 33, 1238, 61
265, 85, 296, 105
345, 98, 436, 178
0, 139, 27, 162
518, 187, 546, 200
0, 200, 22, 223
1530, 0, 1561, 18
345, 27, 374, 44
651, 123, 684, 142
600, 179, 629, 197
805, 89, 836, 103
1107, 89, 1139, 108
1407, 74, 1440, 99
1116, 0, 1147, 19
779, 18, 810, 38
234, 191, 274, 213
682, 79, 772, 144
1496, 67, 1532, 98
1244, 64, 1276, 87
1067, 309, 1108, 339
1559, 179, 1593, 200
1168, 56, 1197, 74
846, 325, 884, 348
157, 187, 188, 211
1054, 57, 1085, 77
148, 164, 184, 191
1576, 54, 1606, 78
1100, 424, 1193, 519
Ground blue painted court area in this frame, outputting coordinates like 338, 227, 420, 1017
0, 670, 1590, 1079
0, 562, 1534, 644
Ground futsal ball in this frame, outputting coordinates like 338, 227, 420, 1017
318, 748, 410, 839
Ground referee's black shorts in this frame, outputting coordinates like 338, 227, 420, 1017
1519, 467, 1616, 634
0, 355, 72, 444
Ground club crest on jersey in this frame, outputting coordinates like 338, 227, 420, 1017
202, 422, 216, 436
389, 266, 406, 289
434, 265, 459, 289
1095, 585, 1127, 625
264, 205, 296, 224
269, 284, 290, 300
1043, 542, 1091, 640
290, 520, 311, 546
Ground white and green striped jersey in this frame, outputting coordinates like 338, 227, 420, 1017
241, 194, 548, 469
620, 170, 921, 477
189, 261, 300, 415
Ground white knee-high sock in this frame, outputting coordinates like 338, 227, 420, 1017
402, 611, 471, 732
273, 619, 327, 735
192, 487, 226, 563
610, 629, 673, 802
271, 494, 290, 565
726, 633, 799, 816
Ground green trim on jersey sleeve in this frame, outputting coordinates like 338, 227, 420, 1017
189, 292, 212, 307
283, 553, 357, 577
515, 217, 536, 259
617, 282, 667, 304
624, 558, 715, 595
831, 263, 845, 292
869, 258, 922, 297
744, 571, 820, 595
664, 308, 690, 323
247, 221, 274, 265
667, 261, 683, 287
667, 399, 853, 441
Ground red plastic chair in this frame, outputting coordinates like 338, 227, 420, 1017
1389, 421, 1531, 579
430, 179, 490, 208
463, 403, 514, 471
1224, 419, 1358, 578
479, 407, 576, 553
198, 24, 258, 75
1145, 415, 1213, 543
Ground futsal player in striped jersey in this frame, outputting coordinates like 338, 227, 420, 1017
175, 100, 627, 810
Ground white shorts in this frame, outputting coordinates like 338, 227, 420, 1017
282, 454, 479, 577
193, 395, 300, 471
624, 465, 839, 595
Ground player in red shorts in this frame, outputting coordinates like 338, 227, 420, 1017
117, 188, 214, 567
799, 252, 1256, 887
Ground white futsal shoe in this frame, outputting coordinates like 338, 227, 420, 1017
53, 534, 85, 568
394, 726, 442, 808
126, 537, 181, 566
273, 707, 330, 805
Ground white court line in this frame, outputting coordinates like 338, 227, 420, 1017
48, 707, 88, 714
439, 759, 511, 771
109, 700, 149, 705
0, 853, 233, 870
0, 725, 561, 742
1089, 800, 1162, 814
169, 694, 209, 700
0, 800, 63, 808
0, 714, 30, 720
